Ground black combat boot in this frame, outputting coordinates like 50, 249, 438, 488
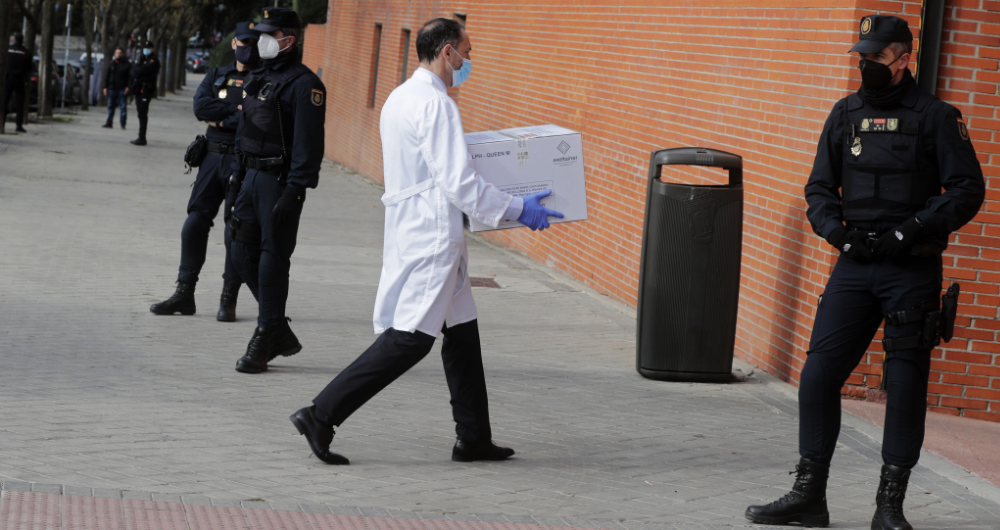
745, 457, 830, 527
871, 464, 913, 530
268, 317, 302, 361
216, 282, 240, 322
149, 282, 196, 315
235, 327, 271, 373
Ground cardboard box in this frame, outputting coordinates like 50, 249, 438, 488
464, 124, 588, 232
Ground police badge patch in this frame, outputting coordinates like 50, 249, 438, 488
851, 136, 862, 157
218, 88, 228, 99
311, 89, 324, 106
957, 117, 970, 141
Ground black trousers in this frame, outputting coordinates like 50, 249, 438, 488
799, 254, 940, 469
177, 150, 240, 286
135, 91, 151, 140
4, 76, 26, 129
312, 320, 493, 443
229, 169, 301, 329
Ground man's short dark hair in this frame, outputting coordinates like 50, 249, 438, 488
416, 18, 463, 63
888, 41, 912, 59
13, 33, 24, 44
280, 27, 302, 49
115, 46, 126, 54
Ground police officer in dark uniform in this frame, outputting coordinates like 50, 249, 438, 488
5, 33, 30, 133
150, 22, 261, 321
129, 41, 160, 146
746, 16, 985, 530
228, 7, 325, 373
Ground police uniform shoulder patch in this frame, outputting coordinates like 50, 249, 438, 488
861, 17, 872, 34
311, 89, 324, 106
957, 117, 970, 141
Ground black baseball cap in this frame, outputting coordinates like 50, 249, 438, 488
849, 15, 913, 54
235, 21, 261, 41
254, 7, 302, 33
141, 41, 155, 49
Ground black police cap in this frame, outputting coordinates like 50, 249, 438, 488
141, 41, 155, 49
235, 21, 261, 41
849, 15, 913, 54
254, 7, 302, 33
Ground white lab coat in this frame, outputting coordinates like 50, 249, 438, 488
373, 68, 513, 336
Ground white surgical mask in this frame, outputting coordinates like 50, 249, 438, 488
257, 33, 291, 60
449, 51, 472, 87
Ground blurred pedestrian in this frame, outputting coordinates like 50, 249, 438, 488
129, 41, 159, 145
101, 47, 131, 130
5, 33, 30, 133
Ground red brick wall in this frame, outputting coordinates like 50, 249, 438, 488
303, 0, 1000, 422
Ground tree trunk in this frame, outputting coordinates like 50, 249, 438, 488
38, 0, 54, 118
81, 1, 93, 111
173, 36, 184, 92
22, 1, 39, 123
0, 0, 11, 133
98, 0, 117, 108
157, 34, 167, 98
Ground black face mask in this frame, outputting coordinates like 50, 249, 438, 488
235, 43, 259, 66
859, 55, 902, 91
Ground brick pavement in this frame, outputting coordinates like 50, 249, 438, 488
0, 86, 998, 529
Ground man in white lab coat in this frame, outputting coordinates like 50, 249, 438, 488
289, 18, 563, 465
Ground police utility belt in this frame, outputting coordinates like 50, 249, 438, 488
241, 154, 287, 173
184, 136, 235, 173
882, 283, 960, 352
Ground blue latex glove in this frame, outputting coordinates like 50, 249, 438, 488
517, 190, 564, 231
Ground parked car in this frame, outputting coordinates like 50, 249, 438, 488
55, 60, 84, 105
79, 52, 104, 63
186, 52, 208, 73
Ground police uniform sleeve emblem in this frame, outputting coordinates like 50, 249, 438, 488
311, 89, 324, 106
957, 117, 970, 141
861, 17, 872, 34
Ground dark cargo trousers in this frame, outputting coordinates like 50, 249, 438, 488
229, 168, 301, 329
799, 253, 941, 469
177, 150, 240, 287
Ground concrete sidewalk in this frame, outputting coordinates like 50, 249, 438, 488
0, 84, 998, 530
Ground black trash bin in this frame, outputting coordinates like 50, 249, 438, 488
636, 147, 743, 382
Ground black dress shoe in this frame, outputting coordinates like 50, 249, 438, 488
101, 123, 112, 129
131, 138, 146, 146
216, 282, 239, 322
235, 327, 271, 373
150, 282, 196, 315
268, 317, 302, 361
451, 440, 515, 462
15, 127, 27, 133
290, 407, 349, 465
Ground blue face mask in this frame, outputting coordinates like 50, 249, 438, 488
142, 48, 152, 56
450, 52, 472, 87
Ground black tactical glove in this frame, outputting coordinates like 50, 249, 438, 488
828, 227, 874, 262
873, 217, 923, 260
224, 175, 241, 222
272, 183, 305, 226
